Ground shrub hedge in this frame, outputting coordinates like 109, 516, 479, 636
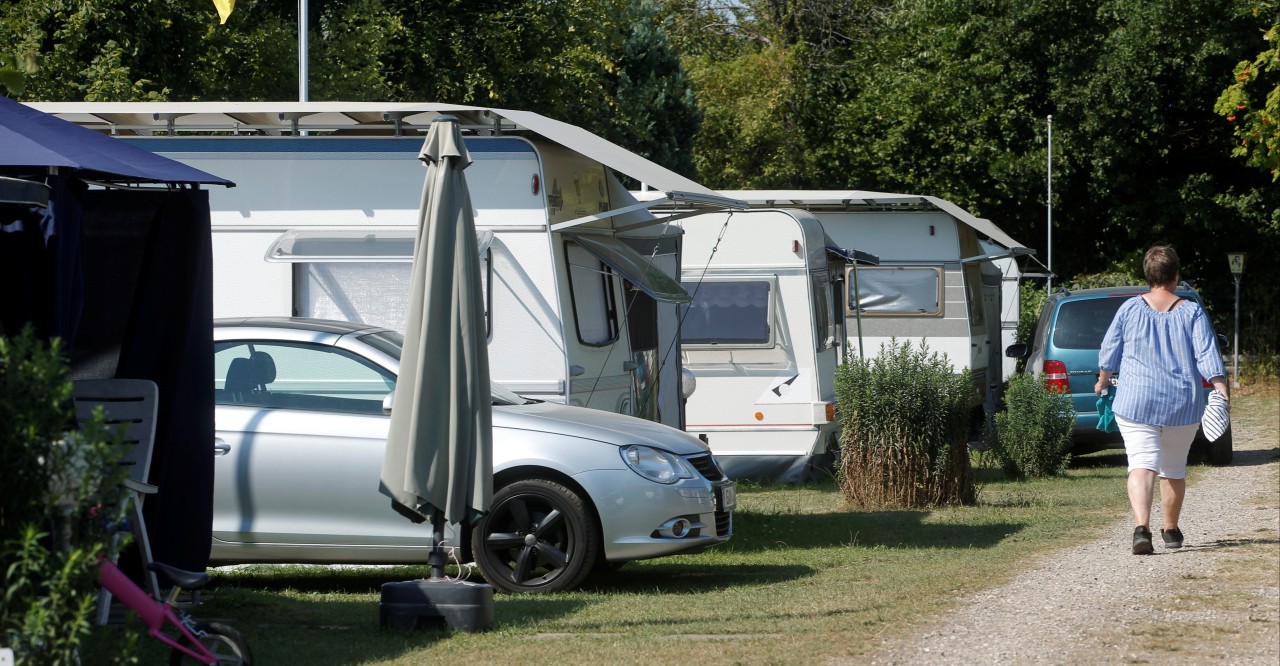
983, 372, 1075, 478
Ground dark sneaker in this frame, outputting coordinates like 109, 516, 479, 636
1133, 526, 1154, 555
1161, 528, 1184, 549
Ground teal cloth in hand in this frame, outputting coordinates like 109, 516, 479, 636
1096, 388, 1118, 433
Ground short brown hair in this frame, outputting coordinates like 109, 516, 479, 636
1143, 246, 1180, 287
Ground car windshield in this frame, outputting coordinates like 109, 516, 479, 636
356, 329, 530, 406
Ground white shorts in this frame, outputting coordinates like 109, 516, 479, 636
1116, 414, 1200, 479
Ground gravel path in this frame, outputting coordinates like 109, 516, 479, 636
853, 398, 1280, 665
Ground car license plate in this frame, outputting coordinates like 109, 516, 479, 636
716, 483, 736, 511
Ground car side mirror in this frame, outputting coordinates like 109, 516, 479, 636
1217, 333, 1229, 350
382, 393, 394, 416
1005, 343, 1028, 359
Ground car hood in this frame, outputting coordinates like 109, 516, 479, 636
494, 401, 710, 456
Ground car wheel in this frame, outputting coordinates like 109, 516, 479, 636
471, 478, 599, 594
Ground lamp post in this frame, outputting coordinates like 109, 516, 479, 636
1046, 115, 1053, 292
1227, 253, 1246, 388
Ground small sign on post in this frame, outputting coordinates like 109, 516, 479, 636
1227, 253, 1246, 388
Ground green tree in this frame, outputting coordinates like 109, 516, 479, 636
1215, 2, 1280, 183
601, 1, 701, 178
662, 0, 881, 187
1, 0, 700, 171
823, 0, 1279, 346
0, 52, 36, 95
0, 0, 212, 101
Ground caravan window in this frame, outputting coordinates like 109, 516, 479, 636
847, 266, 942, 317
565, 242, 619, 346
811, 270, 835, 351
296, 253, 491, 336
679, 280, 773, 347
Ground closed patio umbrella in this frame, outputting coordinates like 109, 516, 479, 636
377, 116, 493, 631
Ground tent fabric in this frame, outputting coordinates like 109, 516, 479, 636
380, 117, 493, 527
0, 178, 86, 344
71, 189, 215, 572
0, 96, 232, 186
3, 100, 224, 573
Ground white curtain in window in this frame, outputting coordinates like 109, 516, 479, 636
566, 244, 613, 345
299, 262, 413, 332
854, 267, 940, 315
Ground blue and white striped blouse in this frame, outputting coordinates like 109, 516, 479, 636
1098, 296, 1224, 426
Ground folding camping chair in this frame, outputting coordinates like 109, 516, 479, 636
71, 378, 163, 625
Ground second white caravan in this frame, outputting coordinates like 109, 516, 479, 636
674, 208, 876, 482
640, 189, 1031, 479
715, 191, 1033, 432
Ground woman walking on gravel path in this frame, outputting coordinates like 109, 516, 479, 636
1095, 246, 1230, 555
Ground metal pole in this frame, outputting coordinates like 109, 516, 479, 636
852, 265, 865, 360
1046, 114, 1053, 293
1233, 274, 1241, 389
299, 0, 309, 102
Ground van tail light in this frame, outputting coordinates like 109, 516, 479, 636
1201, 378, 1212, 388
1043, 360, 1070, 393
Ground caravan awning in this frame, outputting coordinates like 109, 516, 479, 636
550, 190, 748, 233
713, 190, 1032, 254
25, 101, 714, 198
565, 233, 690, 304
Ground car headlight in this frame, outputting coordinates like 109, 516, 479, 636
620, 445, 695, 484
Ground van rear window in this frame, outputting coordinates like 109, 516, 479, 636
1052, 298, 1128, 349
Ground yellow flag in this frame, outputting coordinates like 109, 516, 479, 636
213, 0, 235, 24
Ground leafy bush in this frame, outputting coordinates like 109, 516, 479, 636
1014, 282, 1048, 353
1066, 270, 1141, 290
834, 339, 977, 509
983, 372, 1075, 478
1237, 322, 1279, 388
1, 326, 129, 665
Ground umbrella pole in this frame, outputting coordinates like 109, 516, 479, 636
428, 509, 447, 580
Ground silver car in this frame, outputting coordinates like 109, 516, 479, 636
210, 318, 734, 593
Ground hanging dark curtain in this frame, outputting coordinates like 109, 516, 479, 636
72, 188, 215, 572
0, 178, 85, 342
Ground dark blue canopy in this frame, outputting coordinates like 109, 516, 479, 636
0, 96, 233, 186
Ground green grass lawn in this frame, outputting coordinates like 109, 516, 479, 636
87, 393, 1273, 665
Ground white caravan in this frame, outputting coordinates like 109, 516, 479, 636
711, 191, 1033, 428
33, 102, 743, 430
672, 208, 875, 482
638, 188, 1032, 467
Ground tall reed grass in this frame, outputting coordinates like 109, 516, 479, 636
834, 339, 977, 508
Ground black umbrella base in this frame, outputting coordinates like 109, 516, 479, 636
380, 579, 494, 632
